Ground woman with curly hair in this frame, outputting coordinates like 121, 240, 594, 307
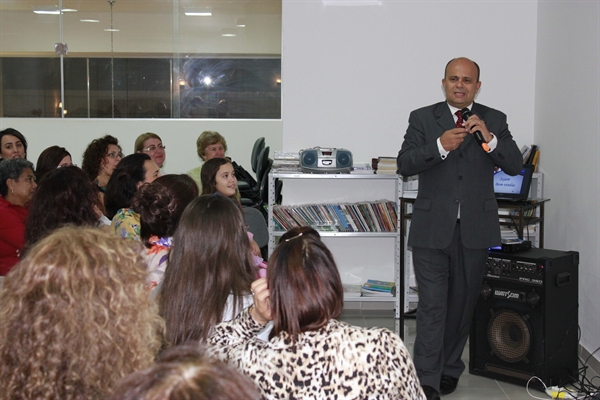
130, 174, 198, 289
106, 153, 160, 241
24, 166, 105, 250
159, 194, 256, 346
34, 145, 72, 182
81, 135, 122, 213
0, 226, 164, 399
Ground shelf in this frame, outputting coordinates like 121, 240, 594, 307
271, 231, 398, 238
343, 295, 396, 302
271, 172, 399, 180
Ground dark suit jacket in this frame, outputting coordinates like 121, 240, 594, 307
397, 102, 522, 250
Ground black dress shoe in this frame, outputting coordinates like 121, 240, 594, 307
421, 385, 440, 400
439, 375, 459, 395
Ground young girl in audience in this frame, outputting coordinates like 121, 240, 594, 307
159, 194, 257, 346
200, 157, 267, 276
130, 174, 198, 289
105, 153, 160, 241
208, 233, 426, 399
0, 227, 163, 399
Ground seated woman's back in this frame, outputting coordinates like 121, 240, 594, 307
130, 174, 198, 289
159, 193, 256, 346
208, 233, 426, 399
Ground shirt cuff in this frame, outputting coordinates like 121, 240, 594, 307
486, 133, 497, 153
437, 137, 449, 160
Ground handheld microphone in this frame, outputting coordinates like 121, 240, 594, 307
461, 108, 490, 151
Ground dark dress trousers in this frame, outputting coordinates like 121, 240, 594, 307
397, 101, 522, 390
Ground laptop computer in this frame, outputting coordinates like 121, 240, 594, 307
493, 164, 534, 201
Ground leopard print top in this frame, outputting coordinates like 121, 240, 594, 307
208, 308, 425, 399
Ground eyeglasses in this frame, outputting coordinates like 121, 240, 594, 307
107, 151, 123, 159
143, 144, 166, 152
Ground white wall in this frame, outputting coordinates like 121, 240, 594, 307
282, 0, 538, 162
535, 0, 600, 361
0, 118, 282, 177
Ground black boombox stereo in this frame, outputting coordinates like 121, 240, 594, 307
299, 147, 353, 174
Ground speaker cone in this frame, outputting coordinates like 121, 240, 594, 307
487, 309, 531, 363
301, 151, 317, 168
336, 151, 352, 168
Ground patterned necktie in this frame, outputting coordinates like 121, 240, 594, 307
455, 110, 463, 128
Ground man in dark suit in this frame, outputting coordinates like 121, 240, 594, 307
397, 58, 522, 400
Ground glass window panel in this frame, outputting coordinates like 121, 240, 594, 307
0, 1, 281, 119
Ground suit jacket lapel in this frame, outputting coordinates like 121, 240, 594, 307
435, 102, 455, 132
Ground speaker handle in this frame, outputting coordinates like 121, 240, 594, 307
555, 272, 571, 287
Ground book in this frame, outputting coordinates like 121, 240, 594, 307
351, 163, 374, 174
531, 150, 540, 172
525, 145, 537, 165
361, 279, 396, 297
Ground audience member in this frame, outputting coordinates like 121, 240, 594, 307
24, 166, 105, 250
109, 344, 260, 400
130, 174, 198, 289
0, 227, 164, 399
81, 134, 122, 213
106, 153, 160, 241
159, 194, 256, 346
201, 157, 262, 261
34, 145, 72, 182
0, 128, 28, 160
208, 233, 426, 399
187, 130, 227, 189
135, 132, 166, 169
0, 158, 36, 275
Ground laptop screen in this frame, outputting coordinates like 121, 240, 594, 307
494, 164, 534, 201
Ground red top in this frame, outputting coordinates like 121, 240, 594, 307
0, 195, 28, 275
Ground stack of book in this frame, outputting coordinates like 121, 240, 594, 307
361, 279, 396, 297
272, 151, 301, 173
373, 157, 398, 174
272, 200, 398, 232
521, 145, 540, 172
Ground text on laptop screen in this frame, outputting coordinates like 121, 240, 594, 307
494, 168, 525, 195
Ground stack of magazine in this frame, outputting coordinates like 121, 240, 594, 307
361, 279, 396, 297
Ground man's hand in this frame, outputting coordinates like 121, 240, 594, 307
463, 113, 493, 143
440, 127, 468, 151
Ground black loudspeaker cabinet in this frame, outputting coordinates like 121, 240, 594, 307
469, 248, 579, 390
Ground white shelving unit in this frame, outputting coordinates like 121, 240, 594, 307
268, 172, 403, 318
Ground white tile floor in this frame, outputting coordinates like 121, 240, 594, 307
337, 310, 598, 400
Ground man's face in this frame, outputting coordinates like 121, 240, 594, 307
442, 58, 481, 109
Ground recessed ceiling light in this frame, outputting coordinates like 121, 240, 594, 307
235, 18, 246, 27
80, 19, 100, 23
221, 29, 236, 37
104, 28, 120, 32
33, 7, 77, 15
185, 12, 212, 16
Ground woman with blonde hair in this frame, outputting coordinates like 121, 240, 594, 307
0, 227, 164, 399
